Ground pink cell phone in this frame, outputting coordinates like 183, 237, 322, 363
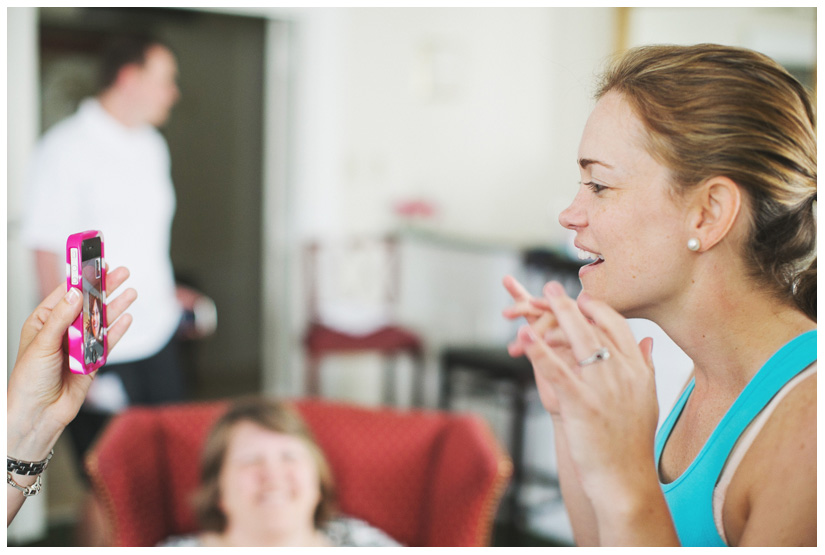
66, 230, 107, 374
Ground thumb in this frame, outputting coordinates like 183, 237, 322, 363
31, 287, 83, 354
638, 336, 655, 373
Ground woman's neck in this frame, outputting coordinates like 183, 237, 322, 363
655, 279, 814, 391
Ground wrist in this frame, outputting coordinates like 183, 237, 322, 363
7, 407, 63, 463
7, 472, 44, 498
592, 487, 676, 546
7, 449, 54, 499
586, 466, 674, 546
7, 473, 39, 486
8, 449, 54, 475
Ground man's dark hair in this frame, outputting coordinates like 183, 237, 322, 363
98, 35, 170, 92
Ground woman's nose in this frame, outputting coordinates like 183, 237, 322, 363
258, 460, 284, 484
559, 191, 587, 230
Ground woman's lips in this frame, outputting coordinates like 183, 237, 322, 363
578, 256, 604, 277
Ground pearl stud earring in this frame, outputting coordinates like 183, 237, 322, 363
687, 238, 701, 252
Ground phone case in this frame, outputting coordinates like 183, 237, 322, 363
66, 230, 108, 374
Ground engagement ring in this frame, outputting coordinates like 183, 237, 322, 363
578, 347, 610, 366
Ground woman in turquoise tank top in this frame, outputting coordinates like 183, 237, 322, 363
502, 44, 816, 546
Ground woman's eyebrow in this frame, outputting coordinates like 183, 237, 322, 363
578, 157, 614, 170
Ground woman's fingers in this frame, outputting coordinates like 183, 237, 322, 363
543, 282, 605, 363
25, 287, 83, 357
518, 324, 580, 400
17, 283, 70, 362
502, 302, 545, 320
576, 291, 641, 359
17, 266, 134, 364
40, 281, 72, 310
106, 312, 134, 351
105, 266, 134, 320
104, 267, 136, 352
503, 274, 532, 302
106, 266, 131, 296
503, 275, 550, 326
530, 297, 552, 311
638, 336, 655, 374
508, 311, 560, 356
106, 287, 137, 328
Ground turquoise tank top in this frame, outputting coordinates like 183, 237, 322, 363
654, 330, 816, 546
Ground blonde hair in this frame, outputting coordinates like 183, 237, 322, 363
597, 44, 816, 320
192, 397, 337, 532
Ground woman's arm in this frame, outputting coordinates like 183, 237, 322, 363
503, 276, 601, 544
551, 415, 600, 546
7, 268, 135, 525
517, 283, 679, 545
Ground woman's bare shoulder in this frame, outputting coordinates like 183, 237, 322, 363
733, 366, 816, 546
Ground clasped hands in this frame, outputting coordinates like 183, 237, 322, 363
501, 275, 660, 493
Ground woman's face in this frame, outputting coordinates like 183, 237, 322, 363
560, 91, 693, 318
218, 421, 322, 535
91, 299, 101, 337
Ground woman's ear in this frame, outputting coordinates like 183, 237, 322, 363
686, 176, 742, 251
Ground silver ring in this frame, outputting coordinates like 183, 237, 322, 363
578, 347, 611, 367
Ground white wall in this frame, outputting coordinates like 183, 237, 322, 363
6, 8, 40, 373
6, 7, 47, 544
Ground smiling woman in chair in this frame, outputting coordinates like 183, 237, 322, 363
158, 397, 401, 547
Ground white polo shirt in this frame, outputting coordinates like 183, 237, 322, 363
21, 98, 181, 364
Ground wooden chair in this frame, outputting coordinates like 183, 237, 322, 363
303, 235, 424, 405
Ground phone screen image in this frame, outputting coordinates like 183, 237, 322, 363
81, 237, 105, 366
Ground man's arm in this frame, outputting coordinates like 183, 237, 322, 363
33, 250, 63, 301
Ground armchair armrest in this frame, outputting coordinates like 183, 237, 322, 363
424, 415, 513, 546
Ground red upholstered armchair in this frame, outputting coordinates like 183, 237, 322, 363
85, 398, 512, 547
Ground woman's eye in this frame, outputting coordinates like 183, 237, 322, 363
583, 181, 606, 194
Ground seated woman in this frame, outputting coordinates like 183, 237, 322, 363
158, 397, 401, 547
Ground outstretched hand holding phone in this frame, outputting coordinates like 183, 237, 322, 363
7, 266, 136, 525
